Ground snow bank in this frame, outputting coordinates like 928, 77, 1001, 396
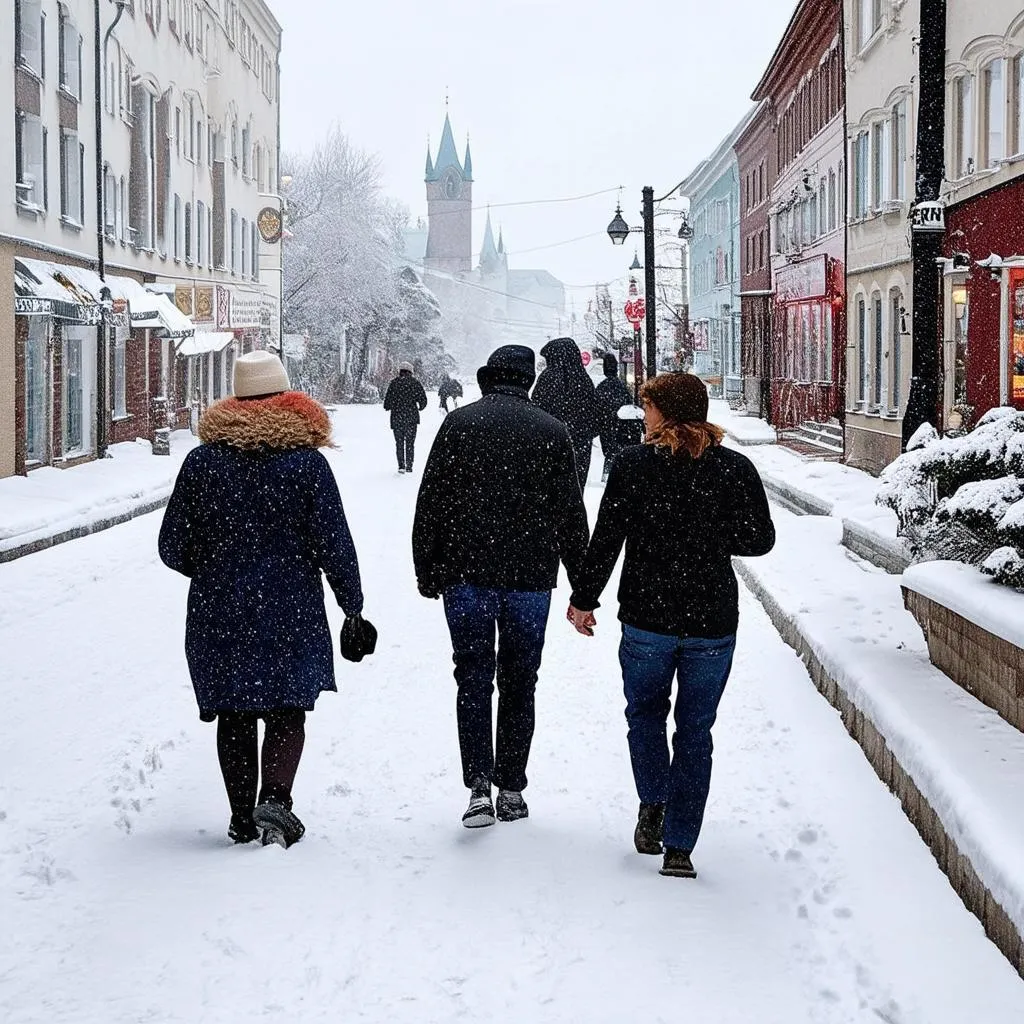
738, 512, 1024, 942
708, 399, 777, 444
902, 561, 1024, 648
0, 431, 196, 556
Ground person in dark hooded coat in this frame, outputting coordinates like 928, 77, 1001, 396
158, 351, 369, 849
531, 337, 601, 489
438, 373, 464, 415
595, 353, 633, 481
383, 362, 428, 473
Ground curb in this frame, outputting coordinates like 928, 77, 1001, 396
735, 558, 1024, 980
0, 493, 171, 564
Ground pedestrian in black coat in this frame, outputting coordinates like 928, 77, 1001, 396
595, 353, 633, 481
567, 372, 775, 879
413, 345, 590, 829
159, 350, 371, 848
383, 362, 428, 473
532, 337, 601, 490
438, 373, 464, 415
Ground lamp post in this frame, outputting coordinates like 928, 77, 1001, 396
257, 176, 290, 355
607, 185, 691, 380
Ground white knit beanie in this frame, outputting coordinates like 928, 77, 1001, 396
233, 351, 290, 398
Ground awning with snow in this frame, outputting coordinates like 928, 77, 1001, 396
130, 292, 195, 338
14, 258, 101, 324
176, 331, 235, 356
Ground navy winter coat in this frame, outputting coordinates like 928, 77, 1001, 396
383, 372, 428, 429
158, 392, 364, 720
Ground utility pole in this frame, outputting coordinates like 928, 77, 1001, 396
642, 186, 657, 378
903, 0, 947, 447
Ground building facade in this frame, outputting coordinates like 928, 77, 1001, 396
735, 100, 776, 420
680, 109, 755, 401
842, 0, 918, 473
4, 0, 281, 479
940, 4, 1024, 422
753, 0, 846, 432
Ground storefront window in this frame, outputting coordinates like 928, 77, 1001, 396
113, 338, 127, 418
873, 294, 884, 408
857, 298, 867, 403
64, 330, 84, 453
809, 304, 822, 382
25, 318, 49, 463
1010, 270, 1024, 406
890, 290, 903, 410
823, 303, 833, 383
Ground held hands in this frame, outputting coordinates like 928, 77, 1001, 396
567, 604, 597, 637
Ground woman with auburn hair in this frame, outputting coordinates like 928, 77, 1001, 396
567, 372, 775, 878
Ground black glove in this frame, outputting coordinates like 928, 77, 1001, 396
339, 613, 378, 663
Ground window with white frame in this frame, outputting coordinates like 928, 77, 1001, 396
857, 0, 882, 50
241, 217, 249, 277
185, 202, 192, 262
251, 221, 259, 281
890, 288, 903, 411
173, 194, 182, 258
1014, 56, 1024, 157
231, 119, 239, 167
58, 4, 82, 99
892, 100, 908, 200
828, 169, 837, 231
197, 201, 205, 266
954, 75, 975, 177
230, 209, 239, 273
242, 124, 251, 177
852, 132, 869, 218
113, 338, 127, 418
103, 167, 116, 234
17, 0, 45, 76
184, 97, 195, 160
872, 294, 884, 408
60, 129, 83, 223
16, 111, 46, 209
856, 297, 867, 403
117, 176, 126, 241
871, 119, 891, 208
983, 59, 1006, 167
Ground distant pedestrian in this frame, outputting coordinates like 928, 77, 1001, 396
383, 362, 428, 473
438, 373, 464, 416
595, 353, 633, 481
567, 372, 775, 879
158, 351, 375, 849
531, 337, 601, 490
413, 345, 590, 829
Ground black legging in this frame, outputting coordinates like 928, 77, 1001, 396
216, 710, 306, 818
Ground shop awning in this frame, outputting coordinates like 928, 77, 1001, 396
14, 258, 102, 324
13, 257, 195, 338
176, 332, 235, 356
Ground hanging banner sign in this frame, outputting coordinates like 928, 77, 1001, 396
912, 200, 946, 233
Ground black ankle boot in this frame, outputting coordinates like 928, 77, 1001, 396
634, 802, 665, 855
660, 847, 697, 878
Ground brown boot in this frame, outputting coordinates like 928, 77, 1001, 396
634, 803, 665, 855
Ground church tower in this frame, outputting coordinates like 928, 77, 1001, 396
424, 113, 473, 277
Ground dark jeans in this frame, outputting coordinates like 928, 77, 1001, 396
216, 710, 306, 818
442, 585, 552, 791
393, 424, 418, 470
619, 626, 736, 852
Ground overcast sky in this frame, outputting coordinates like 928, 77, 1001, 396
279, 0, 798, 310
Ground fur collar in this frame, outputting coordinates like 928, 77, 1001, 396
198, 392, 333, 450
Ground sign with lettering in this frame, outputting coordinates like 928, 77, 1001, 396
230, 292, 264, 328
912, 200, 946, 233
15, 296, 51, 315
775, 254, 828, 302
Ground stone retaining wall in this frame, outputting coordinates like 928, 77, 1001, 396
736, 561, 1024, 980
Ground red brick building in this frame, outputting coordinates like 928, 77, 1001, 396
752, 0, 846, 432
735, 101, 776, 420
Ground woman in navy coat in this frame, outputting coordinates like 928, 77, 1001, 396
159, 351, 365, 847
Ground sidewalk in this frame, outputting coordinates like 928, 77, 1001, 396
0, 431, 196, 562
736, 508, 1024, 978
710, 401, 912, 573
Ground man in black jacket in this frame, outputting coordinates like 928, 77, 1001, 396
383, 363, 428, 473
413, 345, 590, 828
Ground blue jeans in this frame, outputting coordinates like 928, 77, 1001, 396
443, 585, 552, 791
619, 626, 736, 852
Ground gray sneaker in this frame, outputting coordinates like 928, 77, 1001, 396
462, 778, 495, 829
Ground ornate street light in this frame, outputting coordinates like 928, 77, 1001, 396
606, 205, 630, 246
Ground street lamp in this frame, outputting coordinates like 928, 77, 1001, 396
258, 177, 290, 354
606, 182, 689, 379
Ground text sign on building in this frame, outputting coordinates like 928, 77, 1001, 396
230, 292, 264, 329
912, 201, 945, 233
775, 254, 827, 302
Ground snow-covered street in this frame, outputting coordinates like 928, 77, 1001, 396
2, 402, 1023, 1024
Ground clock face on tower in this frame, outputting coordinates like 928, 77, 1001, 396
442, 170, 461, 199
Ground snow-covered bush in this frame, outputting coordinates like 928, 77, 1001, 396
877, 410, 1024, 589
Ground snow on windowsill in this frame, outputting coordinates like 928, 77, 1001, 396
60, 216, 84, 232
57, 85, 80, 103
902, 560, 1024, 649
